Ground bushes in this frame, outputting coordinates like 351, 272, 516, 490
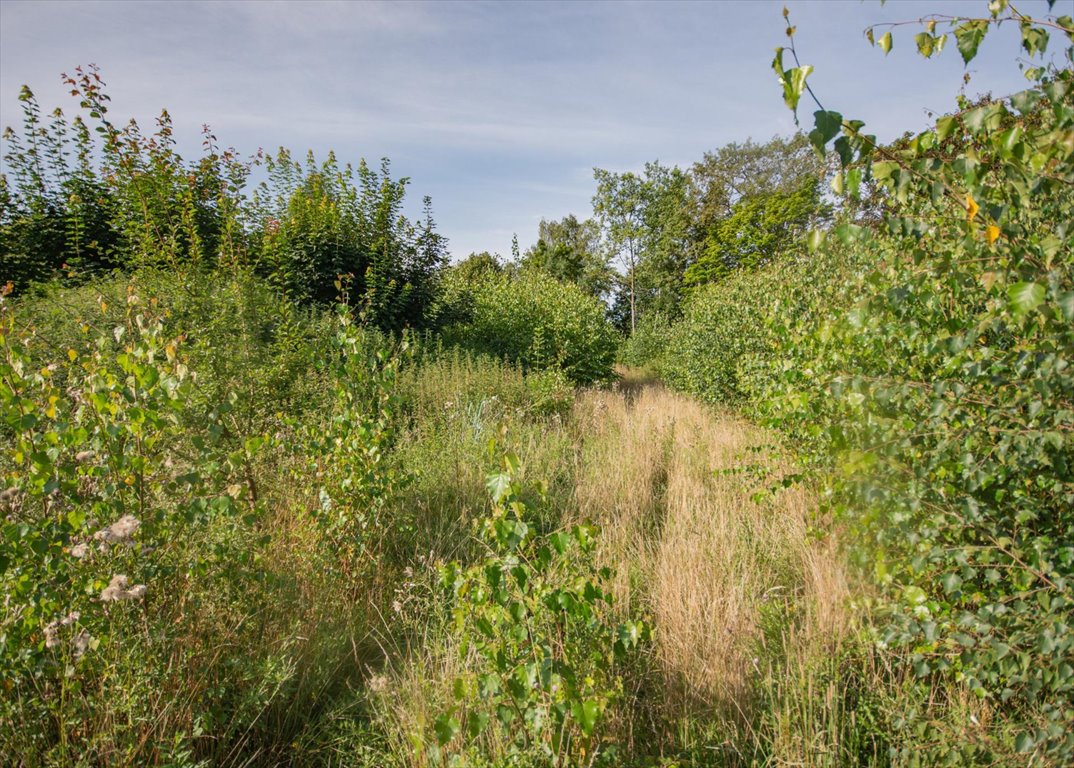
660, 245, 872, 407
657, 7, 1074, 761
445, 270, 618, 386
0, 276, 406, 763
1, 70, 446, 330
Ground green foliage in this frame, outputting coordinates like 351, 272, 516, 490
434, 448, 649, 764
251, 152, 446, 330
445, 271, 618, 386
616, 311, 672, 370
664, 245, 872, 406
0, 294, 270, 760
683, 176, 828, 288
292, 305, 407, 578
521, 215, 612, 300
593, 162, 692, 331
660, 5, 1074, 762
1, 68, 446, 331
0, 275, 407, 763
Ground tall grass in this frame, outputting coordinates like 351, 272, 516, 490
570, 376, 870, 764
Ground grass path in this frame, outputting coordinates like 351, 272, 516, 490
359, 366, 868, 766
569, 370, 855, 761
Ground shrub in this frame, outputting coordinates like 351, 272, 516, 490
652, 6, 1074, 762
445, 271, 618, 386
616, 312, 671, 370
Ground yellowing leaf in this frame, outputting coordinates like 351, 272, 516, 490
67, 349, 77, 362
966, 194, 980, 221
986, 225, 1001, 245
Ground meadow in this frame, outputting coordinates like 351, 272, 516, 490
2, 3, 1072, 766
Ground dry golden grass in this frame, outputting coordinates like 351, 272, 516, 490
572, 372, 853, 754
375, 368, 858, 764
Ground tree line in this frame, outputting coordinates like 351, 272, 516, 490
459, 132, 830, 334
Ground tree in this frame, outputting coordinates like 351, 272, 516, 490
683, 176, 828, 288
521, 214, 612, 299
592, 162, 691, 332
636, 162, 692, 318
592, 168, 646, 333
687, 133, 824, 247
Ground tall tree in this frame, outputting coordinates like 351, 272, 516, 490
687, 134, 824, 255
593, 163, 692, 332
683, 176, 827, 288
521, 214, 611, 299
637, 162, 692, 318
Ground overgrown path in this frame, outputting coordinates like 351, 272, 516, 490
565, 370, 853, 758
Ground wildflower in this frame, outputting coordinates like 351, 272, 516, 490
368, 674, 389, 693
391, 599, 403, 614
69, 542, 90, 560
43, 612, 80, 649
99, 574, 147, 602
72, 628, 92, 658
94, 514, 140, 544
74, 450, 95, 463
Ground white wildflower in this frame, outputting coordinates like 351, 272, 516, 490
391, 599, 403, 615
94, 515, 140, 544
43, 611, 81, 649
74, 450, 95, 463
99, 574, 147, 602
72, 628, 92, 658
69, 543, 90, 560
368, 674, 389, 693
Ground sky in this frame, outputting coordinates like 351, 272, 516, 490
0, 0, 1058, 260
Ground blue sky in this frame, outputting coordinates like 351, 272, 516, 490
0, 0, 1055, 260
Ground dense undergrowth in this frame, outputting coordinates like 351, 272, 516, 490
629, 4, 1074, 764
3, 2, 1072, 766
1, 270, 852, 767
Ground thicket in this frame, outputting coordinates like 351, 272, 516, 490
441, 269, 618, 386
647, 2, 1074, 762
0, 67, 445, 333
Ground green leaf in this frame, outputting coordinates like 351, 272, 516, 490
1020, 22, 1049, 57
1008, 281, 1045, 316
571, 698, 602, 736
936, 115, 957, 140
954, 21, 988, 64
1010, 89, 1042, 114
549, 530, 572, 554
1015, 732, 1035, 752
809, 110, 843, 154
807, 229, 827, 252
915, 32, 936, 58
434, 713, 460, 745
902, 585, 927, 606
1057, 291, 1074, 322
467, 711, 489, 737
781, 65, 814, 115
485, 472, 511, 503
878, 31, 893, 54
940, 573, 962, 594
